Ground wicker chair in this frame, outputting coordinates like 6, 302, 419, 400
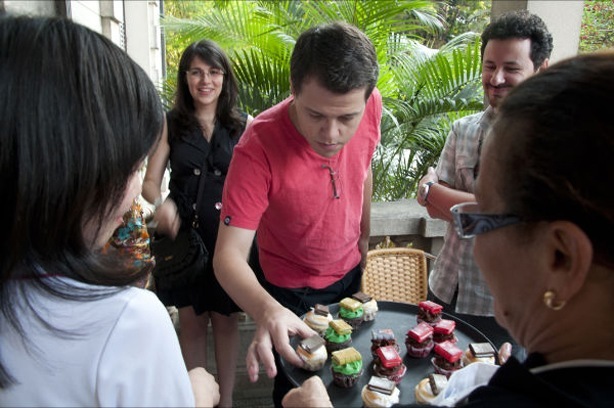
361, 247, 433, 305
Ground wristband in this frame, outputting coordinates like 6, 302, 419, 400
421, 181, 436, 203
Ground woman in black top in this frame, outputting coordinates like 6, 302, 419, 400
143, 39, 252, 407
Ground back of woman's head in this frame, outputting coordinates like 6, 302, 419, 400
492, 51, 614, 268
0, 16, 163, 283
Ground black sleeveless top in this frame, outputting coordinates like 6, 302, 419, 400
167, 110, 247, 254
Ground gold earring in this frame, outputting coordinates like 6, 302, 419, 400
543, 290, 566, 311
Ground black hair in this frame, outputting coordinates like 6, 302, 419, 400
0, 15, 163, 387
290, 21, 379, 99
171, 39, 244, 139
481, 10, 554, 69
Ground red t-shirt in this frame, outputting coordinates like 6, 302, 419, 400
221, 89, 382, 289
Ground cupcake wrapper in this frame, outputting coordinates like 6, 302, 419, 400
331, 370, 362, 388
430, 357, 460, 378
325, 339, 352, 354
341, 316, 364, 330
406, 342, 434, 358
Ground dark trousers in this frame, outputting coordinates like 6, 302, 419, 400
264, 264, 363, 408
428, 289, 526, 363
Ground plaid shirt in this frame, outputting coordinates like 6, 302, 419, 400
429, 107, 495, 316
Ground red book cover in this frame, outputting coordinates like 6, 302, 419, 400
434, 340, 462, 363
419, 300, 443, 314
376, 345, 402, 368
433, 319, 456, 335
407, 322, 434, 342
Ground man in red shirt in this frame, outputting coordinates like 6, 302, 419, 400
213, 21, 382, 405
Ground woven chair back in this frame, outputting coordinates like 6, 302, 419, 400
361, 248, 429, 305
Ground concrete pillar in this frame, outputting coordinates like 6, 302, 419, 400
491, 0, 584, 63
124, 0, 163, 87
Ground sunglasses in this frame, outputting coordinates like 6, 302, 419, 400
450, 202, 521, 239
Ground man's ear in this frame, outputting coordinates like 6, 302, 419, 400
545, 221, 592, 301
290, 79, 296, 96
536, 58, 550, 72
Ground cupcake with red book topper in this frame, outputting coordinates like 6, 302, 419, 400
371, 329, 400, 358
405, 322, 435, 358
432, 319, 457, 344
431, 340, 463, 378
373, 345, 407, 384
417, 300, 443, 326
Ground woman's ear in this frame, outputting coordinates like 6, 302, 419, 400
545, 221, 593, 301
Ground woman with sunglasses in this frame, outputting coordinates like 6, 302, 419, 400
284, 51, 614, 407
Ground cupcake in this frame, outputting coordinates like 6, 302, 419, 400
373, 345, 407, 384
371, 328, 400, 358
324, 319, 353, 353
296, 334, 328, 371
405, 322, 435, 358
352, 291, 378, 321
338, 297, 364, 329
461, 342, 497, 366
414, 373, 448, 404
432, 319, 457, 343
361, 376, 401, 408
431, 340, 463, 378
303, 304, 333, 336
331, 347, 363, 388
417, 300, 443, 326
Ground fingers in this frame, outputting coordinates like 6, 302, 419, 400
245, 341, 261, 382
282, 376, 332, 408
188, 367, 220, 407
498, 342, 512, 365
270, 317, 315, 369
246, 327, 278, 381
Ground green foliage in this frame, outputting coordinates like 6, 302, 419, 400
580, 0, 614, 53
420, 0, 491, 48
161, 0, 484, 201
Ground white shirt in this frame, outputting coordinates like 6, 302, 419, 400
0, 278, 194, 407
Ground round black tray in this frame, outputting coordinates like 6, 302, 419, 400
280, 301, 494, 407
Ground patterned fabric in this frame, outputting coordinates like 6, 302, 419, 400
429, 107, 495, 316
106, 199, 154, 288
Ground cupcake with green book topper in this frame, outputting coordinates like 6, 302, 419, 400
331, 346, 363, 388
338, 297, 364, 329
324, 319, 353, 353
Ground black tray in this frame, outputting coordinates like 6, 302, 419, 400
280, 301, 494, 407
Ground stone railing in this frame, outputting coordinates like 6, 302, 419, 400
369, 199, 447, 254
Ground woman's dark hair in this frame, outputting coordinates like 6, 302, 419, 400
290, 21, 379, 100
492, 51, 614, 268
481, 10, 553, 70
0, 15, 163, 386
171, 39, 244, 139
